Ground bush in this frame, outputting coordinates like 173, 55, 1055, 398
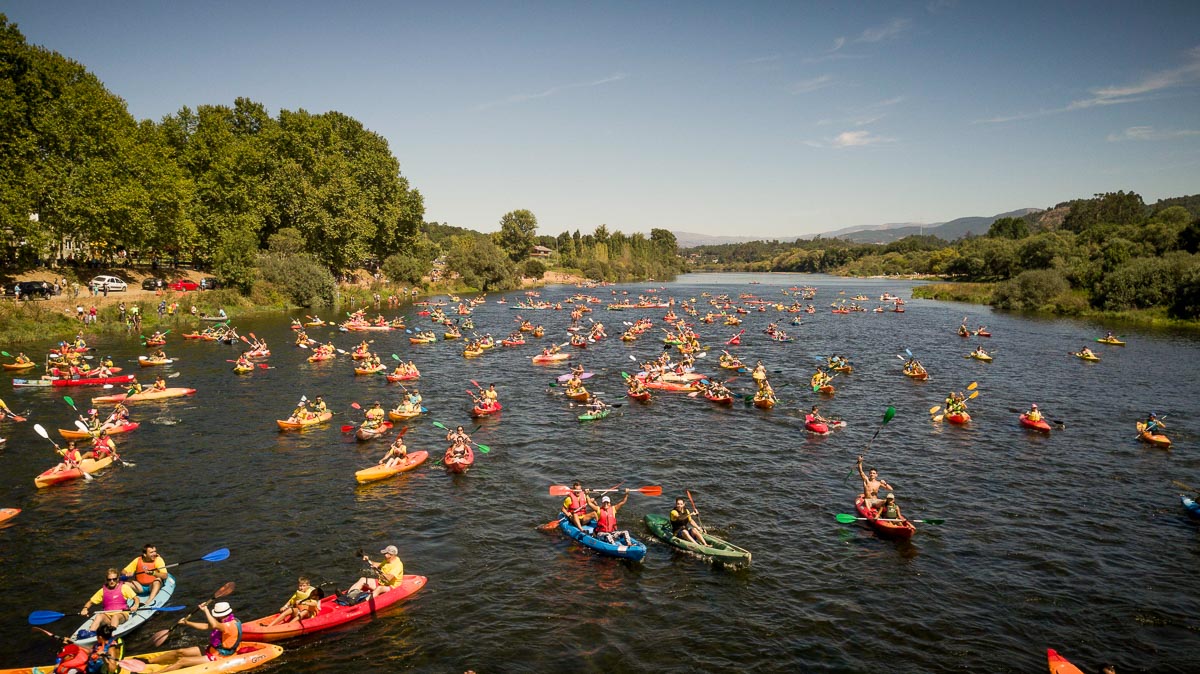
992, 269, 1069, 311
1170, 264, 1200, 319
522, 258, 546, 278
381, 252, 431, 285
1092, 253, 1195, 311
256, 252, 336, 307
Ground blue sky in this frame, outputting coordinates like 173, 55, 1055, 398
6, 1, 1199, 238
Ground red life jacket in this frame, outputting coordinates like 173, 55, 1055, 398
566, 492, 588, 514
596, 507, 617, 533
134, 557, 160, 586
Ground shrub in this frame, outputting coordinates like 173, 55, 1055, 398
256, 252, 336, 307
993, 269, 1069, 311
381, 253, 432, 285
522, 258, 546, 278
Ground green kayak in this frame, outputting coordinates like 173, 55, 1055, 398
578, 409, 610, 421
643, 514, 752, 565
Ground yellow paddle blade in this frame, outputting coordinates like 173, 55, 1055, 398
967, 381, 978, 390
968, 390, 979, 400
932, 414, 944, 422
929, 406, 941, 415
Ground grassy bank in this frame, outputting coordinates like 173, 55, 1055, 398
911, 282, 997, 304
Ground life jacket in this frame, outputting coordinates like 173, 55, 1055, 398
99, 584, 128, 612
880, 503, 899, 519
207, 618, 242, 657
565, 492, 588, 515
133, 557, 160, 586
53, 643, 87, 674
596, 507, 617, 533
85, 638, 121, 674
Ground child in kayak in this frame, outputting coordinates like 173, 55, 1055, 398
266, 577, 321, 626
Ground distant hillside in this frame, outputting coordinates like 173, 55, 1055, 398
820, 221, 929, 237
671, 231, 803, 248
834, 208, 1041, 243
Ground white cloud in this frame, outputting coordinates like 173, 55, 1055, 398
978, 46, 1200, 124
830, 37, 845, 52
856, 18, 911, 43
830, 130, 895, 148
742, 54, 783, 65
1106, 125, 1200, 142
789, 75, 833, 94
477, 73, 627, 110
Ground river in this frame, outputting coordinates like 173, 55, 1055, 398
0, 272, 1197, 672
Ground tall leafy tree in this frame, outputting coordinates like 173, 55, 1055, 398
495, 209, 538, 261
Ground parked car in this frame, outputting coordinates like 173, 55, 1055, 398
142, 278, 166, 291
199, 277, 221, 290
88, 275, 128, 292
6, 280, 56, 299
169, 279, 199, 291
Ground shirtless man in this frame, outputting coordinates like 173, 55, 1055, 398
857, 456, 894, 508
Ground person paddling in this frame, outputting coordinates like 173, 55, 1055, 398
145, 601, 240, 671
379, 435, 408, 468
1025, 403, 1043, 422
857, 457, 894, 509
347, 546, 404, 599
123, 544, 168, 603
265, 577, 320, 626
77, 568, 140, 639
588, 492, 633, 546
560, 481, 592, 529
669, 497, 708, 546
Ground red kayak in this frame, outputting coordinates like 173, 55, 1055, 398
945, 411, 971, 425
385, 372, 420, 382
242, 575, 427, 641
627, 390, 651, 402
355, 421, 393, 441
444, 445, 474, 473
854, 494, 915, 540
470, 402, 502, 418
805, 417, 846, 435
703, 391, 733, 404
1019, 413, 1051, 433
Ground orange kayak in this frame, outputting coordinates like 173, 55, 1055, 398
1136, 422, 1171, 448
34, 456, 114, 488
354, 450, 429, 484
58, 422, 140, 440
0, 508, 20, 524
92, 387, 196, 404
1047, 648, 1085, 674
2, 361, 35, 370
276, 411, 333, 430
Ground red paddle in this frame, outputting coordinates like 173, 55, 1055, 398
548, 484, 661, 497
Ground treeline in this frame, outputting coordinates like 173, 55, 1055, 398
549, 226, 683, 282
1, 15, 426, 305
686, 191, 1200, 319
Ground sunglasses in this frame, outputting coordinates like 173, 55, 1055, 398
106, 577, 119, 582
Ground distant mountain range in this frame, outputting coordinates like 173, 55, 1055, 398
673, 208, 1041, 248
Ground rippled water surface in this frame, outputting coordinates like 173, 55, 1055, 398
1, 272, 1198, 672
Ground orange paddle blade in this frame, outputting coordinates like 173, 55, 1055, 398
548, 485, 570, 496
637, 486, 663, 496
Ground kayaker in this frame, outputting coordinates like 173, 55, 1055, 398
122, 544, 168, 603
751, 361, 767, 386
808, 405, 829, 424
1079, 346, 1097, 358
78, 568, 140, 638
627, 377, 648, 396
857, 457, 894, 508
145, 601, 240, 672
235, 354, 253, 370
1025, 404, 1043, 422
151, 376, 167, 392
348, 546, 404, 599
484, 384, 499, 405
560, 481, 593, 529
311, 396, 328, 414
971, 346, 988, 358
669, 497, 708, 546
81, 623, 123, 674
85, 408, 103, 431
445, 425, 471, 445
52, 440, 86, 472
584, 394, 609, 415
150, 348, 168, 360
875, 493, 903, 522
407, 389, 423, 409
588, 492, 634, 546
364, 402, 385, 428
13, 352, 31, 364
380, 436, 408, 468
570, 363, 585, 377
1142, 412, 1165, 435
265, 577, 320, 626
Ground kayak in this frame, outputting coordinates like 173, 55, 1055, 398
752, 397, 775, 409
0, 508, 20, 524
1047, 648, 1086, 674
1073, 352, 1100, 362
718, 362, 744, 371
144, 339, 167, 347
245, 349, 270, 359
354, 365, 386, 375
443, 445, 475, 473
532, 353, 571, 364
1, 361, 35, 370
903, 368, 928, 381
386, 372, 420, 382
443, 332, 462, 340
350, 350, 371, 360
276, 411, 332, 431
703, 391, 733, 404
557, 514, 646, 562
59, 422, 140, 440
578, 409, 610, 421
1019, 414, 1051, 433
354, 451, 429, 484
93, 388, 196, 404
969, 352, 993, 362
643, 380, 699, 392
854, 494, 915, 540
388, 408, 423, 421
470, 402, 502, 418
832, 365, 853, 373
945, 411, 971, 425
627, 390, 651, 402
805, 418, 846, 435
14, 374, 135, 388
355, 421, 393, 441
556, 372, 595, 382
233, 365, 254, 374
1096, 337, 1125, 346
409, 336, 436, 344
34, 456, 114, 488
643, 514, 751, 565
816, 384, 835, 395
1182, 495, 1200, 519
974, 330, 992, 337
1136, 422, 1171, 448
307, 352, 335, 362
138, 356, 174, 367
501, 339, 525, 346
564, 389, 589, 402
69, 575, 177, 646
242, 576, 427, 641
462, 348, 484, 357
304, 320, 326, 327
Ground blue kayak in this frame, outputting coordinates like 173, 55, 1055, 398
557, 516, 647, 562
1183, 495, 1200, 519
70, 574, 176, 646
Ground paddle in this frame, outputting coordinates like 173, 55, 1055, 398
1172, 479, 1200, 494
430, 421, 491, 453
150, 581, 235, 647
548, 484, 661, 497
835, 513, 944, 525
844, 406, 897, 483
30, 605, 187, 626
686, 489, 707, 534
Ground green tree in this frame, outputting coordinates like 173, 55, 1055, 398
256, 251, 335, 307
522, 258, 546, 278
495, 209, 538, 261
267, 227, 305, 255
446, 235, 517, 291
987, 217, 1030, 239
381, 252, 432, 285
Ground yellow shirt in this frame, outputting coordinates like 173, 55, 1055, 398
378, 557, 404, 587
88, 584, 137, 608
123, 555, 167, 584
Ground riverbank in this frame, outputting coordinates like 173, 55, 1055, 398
912, 282, 1200, 331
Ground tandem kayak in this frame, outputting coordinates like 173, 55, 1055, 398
627, 390, 651, 402
854, 494, 915, 540
643, 514, 751, 565
58, 422, 140, 440
1136, 422, 1171, 448
386, 372, 420, 382
138, 356, 174, 367
1019, 414, 1051, 433
443, 445, 474, 473
354, 451, 429, 484
557, 515, 647, 562
69, 575, 177, 646
13, 374, 135, 388
1182, 495, 1200, 519
531, 353, 571, 364
276, 411, 332, 431
470, 402, 502, 418
703, 391, 733, 404
388, 408, 423, 422
242, 576, 427, 641
354, 365, 386, 375
355, 421, 393, 441
34, 456, 114, 488
93, 387, 196, 404
945, 411, 971, 425
578, 409, 610, 421
1047, 648, 1086, 674
903, 368, 928, 381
